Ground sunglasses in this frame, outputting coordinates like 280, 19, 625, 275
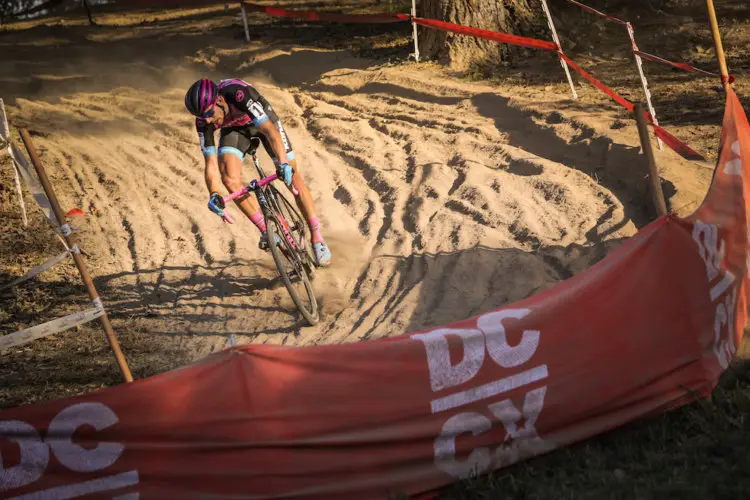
201, 105, 216, 119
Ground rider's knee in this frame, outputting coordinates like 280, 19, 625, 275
221, 174, 241, 191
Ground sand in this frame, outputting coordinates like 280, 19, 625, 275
0, 5, 713, 361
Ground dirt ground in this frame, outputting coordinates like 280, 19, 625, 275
1, 0, 749, 498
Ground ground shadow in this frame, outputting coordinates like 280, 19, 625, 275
340, 235, 628, 343
471, 92, 677, 228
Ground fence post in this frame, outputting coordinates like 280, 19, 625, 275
411, 0, 420, 62
626, 23, 663, 151
240, 1, 250, 42
705, 0, 730, 89
540, 0, 578, 100
0, 99, 28, 226
82, 0, 95, 26
634, 104, 667, 218
19, 129, 134, 384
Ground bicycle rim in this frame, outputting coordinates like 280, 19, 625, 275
266, 216, 319, 325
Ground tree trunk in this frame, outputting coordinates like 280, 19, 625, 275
419, 0, 535, 72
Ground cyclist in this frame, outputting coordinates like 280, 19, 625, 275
184, 77, 332, 267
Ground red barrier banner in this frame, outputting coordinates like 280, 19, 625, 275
1, 88, 748, 498
561, 55, 705, 161
412, 17, 558, 52
241, 1, 410, 24
567, 0, 628, 25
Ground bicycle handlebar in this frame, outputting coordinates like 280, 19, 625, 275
218, 172, 300, 224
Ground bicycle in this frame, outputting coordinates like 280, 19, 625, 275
212, 140, 320, 326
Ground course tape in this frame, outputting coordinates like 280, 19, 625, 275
635, 50, 735, 83
241, 2, 410, 24
0, 300, 105, 350
567, 0, 628, 25
560, 55, 705, 161
244, 1, 704, 161
412, 17, 559, 52
0, 246, 78, 292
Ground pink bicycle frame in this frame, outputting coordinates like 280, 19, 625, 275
218, 173, 278, 224
219, 173, 301, 252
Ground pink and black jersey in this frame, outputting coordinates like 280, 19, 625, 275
196, 79, 279, 156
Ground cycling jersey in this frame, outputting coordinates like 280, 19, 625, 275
195, 79, 294, 164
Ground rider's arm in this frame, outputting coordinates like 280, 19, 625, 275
204, 155, 222, 194
198, 121, 223, 193
258, 120, 289, 165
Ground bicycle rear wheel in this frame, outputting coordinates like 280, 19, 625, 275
265, 214, 319, 325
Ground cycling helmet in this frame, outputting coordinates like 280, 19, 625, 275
185, 78, 218, 117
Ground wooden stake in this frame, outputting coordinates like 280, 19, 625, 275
20, 130, 133, 383
706, 0, 730, 88
633, 104, 667, 218
82, 0, 95, 26
240, 1, 250, 42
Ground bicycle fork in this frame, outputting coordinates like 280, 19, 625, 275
254, 184, 298, 252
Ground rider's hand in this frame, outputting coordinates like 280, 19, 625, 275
207, 192, 226, 217
277, 162, 294, 187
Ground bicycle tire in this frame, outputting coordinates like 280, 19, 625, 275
266, 214, 319, 325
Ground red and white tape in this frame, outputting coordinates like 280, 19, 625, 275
241, 2, 410, 24
635, 50, 735, 83
566, 0, 628, 25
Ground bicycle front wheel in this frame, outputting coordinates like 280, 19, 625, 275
266, 215, 319, 325
266, 184, 317, 277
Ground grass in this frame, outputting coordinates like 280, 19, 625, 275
0, 149, 187, 410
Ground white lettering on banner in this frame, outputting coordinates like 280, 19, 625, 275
713, 287, 739, 369
433, 387, 555, 479
488, 386, 547, 441
0, 403, 139, 498
434, 412, 492, 478
693, 221, 724, 282
430, 365, 548, 414
47, 403, 124, 473
0, 421, 49, 490
7, 471, 139, 500
412, 308, 553, 479
490, 387, 554, 467
723, 141, 742, 176
478, 309, 540, 368
112, 493, 140, 500
411, 328, 485, 392
693, 220, 741, 369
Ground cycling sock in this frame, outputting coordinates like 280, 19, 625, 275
249, 212, 267, 234
308, 217, 324, 244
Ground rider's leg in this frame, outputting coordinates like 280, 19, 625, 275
218, 147, 266, 234
287, 157, 324, 244
262, 122, 326, 244
262, 120, 332, 265
282, 156, 331, 266
218, 131, 268, 237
